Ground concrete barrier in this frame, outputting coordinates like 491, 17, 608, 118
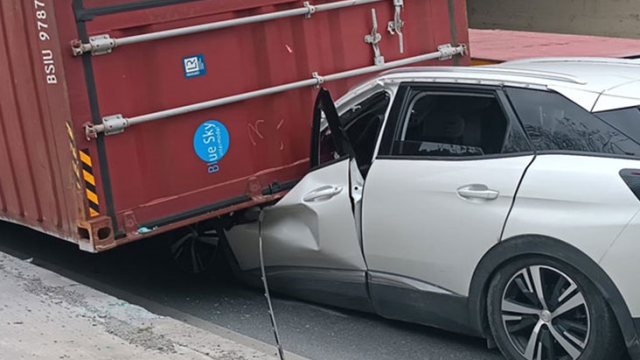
468, 0, 640, 39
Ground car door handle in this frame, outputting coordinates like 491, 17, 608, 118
457, 185, 500, 200
303, 185, 343, 202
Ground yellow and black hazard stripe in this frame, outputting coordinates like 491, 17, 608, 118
79, 149, 100, 218
66, 122, 82, 190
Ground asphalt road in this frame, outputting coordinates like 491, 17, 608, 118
0, 222, 503, 360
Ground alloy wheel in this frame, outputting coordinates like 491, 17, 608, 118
501, 265, 590, 360
169, 224, 220, 274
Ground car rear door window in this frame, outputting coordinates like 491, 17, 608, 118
506, 88, 640, 156
391, 90, 528, 157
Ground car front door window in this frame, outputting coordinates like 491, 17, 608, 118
339, 92, 390, 175
391, 90, 530, 158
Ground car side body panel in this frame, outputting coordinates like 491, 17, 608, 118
362, 155, 534, 296
502, 154, 640, 262
226, 158, 366, 272
600, 209, 640, 317
501, 153, 640, 356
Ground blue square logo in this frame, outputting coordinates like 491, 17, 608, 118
183, 54, 206, 78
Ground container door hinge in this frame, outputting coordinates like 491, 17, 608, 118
303, 1, 316, 18
312, 72, 325, 88
102, 114, 128, 136
364, 9, 384, 66
85, 114, 127, 139
438, 44, 466, 60
387, 0, 405, 53
71, 34, 115, 56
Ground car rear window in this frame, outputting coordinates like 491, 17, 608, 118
596, 107, 640, 144
506, 88, 640, 157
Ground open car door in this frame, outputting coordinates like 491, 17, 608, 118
226, 89, 369, 310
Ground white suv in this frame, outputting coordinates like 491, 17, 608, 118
226, 58, 640, 360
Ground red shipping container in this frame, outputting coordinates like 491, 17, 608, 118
0, 0, 469, 253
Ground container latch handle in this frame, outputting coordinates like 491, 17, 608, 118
387, 0, 405, 54
364, 9, 385, 66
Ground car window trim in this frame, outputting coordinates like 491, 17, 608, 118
594, 105, 640, 114
532, 150, 640, 161
376, 152, 534, 161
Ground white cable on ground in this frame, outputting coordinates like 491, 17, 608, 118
258, 210, 286, 360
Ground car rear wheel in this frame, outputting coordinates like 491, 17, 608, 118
487, 256, 624, 360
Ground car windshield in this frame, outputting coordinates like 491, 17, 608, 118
596, 106, 640, 144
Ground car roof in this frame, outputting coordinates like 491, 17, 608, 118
498, 58, 640, 90
373, 57, 640, 112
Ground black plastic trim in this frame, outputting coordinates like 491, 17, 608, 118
139, 195, 251, 229
376, 152, 534, 162
535, 150, 640, 161
368, 271, 460, 295
310, 89, 323, 169
467, 235, 640, 359
240, 266, 373, 312
321, 89, 356, 158
74, 0, 205, 21
261, 179, 299, 196
140, 176, 299, 229
74, 0, 118, 232
378, 84, 410, 156
368, 273, 475, 335
619, 169, 640, 201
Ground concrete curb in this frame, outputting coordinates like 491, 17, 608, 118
0, 251, 280, 360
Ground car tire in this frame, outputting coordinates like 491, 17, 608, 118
161, 224, 225, 275
486, 256, 624, 360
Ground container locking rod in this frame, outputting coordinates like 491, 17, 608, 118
71, 0, 390, 56
85, 45, 467, 137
